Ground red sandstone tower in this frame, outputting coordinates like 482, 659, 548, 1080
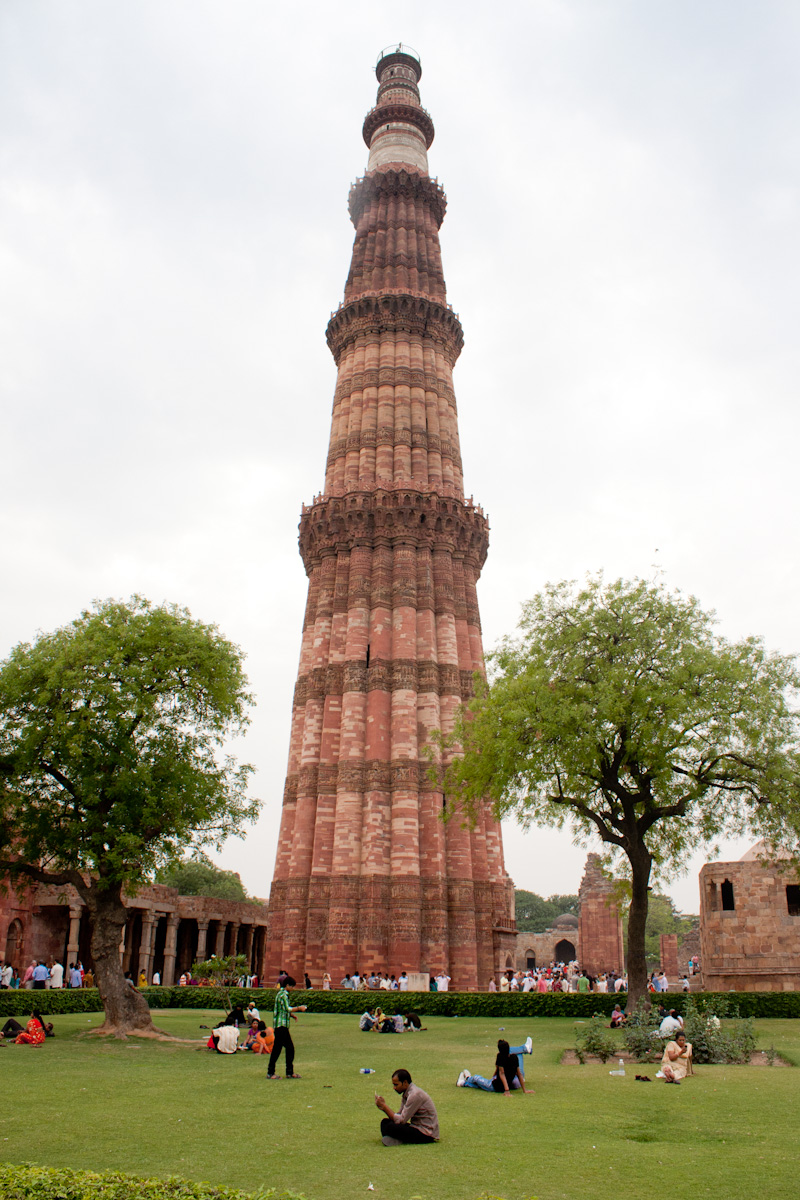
265, 46, 516, 990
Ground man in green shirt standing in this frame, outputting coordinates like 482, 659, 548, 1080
267, 975, 308, 1080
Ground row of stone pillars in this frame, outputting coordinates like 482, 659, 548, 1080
64, 906, 268, 987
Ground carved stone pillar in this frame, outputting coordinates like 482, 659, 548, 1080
229, 921, 241, 959
196, 919, 210, 963
243, 925, 255, 971
162, 915, 180, 986
67, 906, 82, 966
138, 912, 156, 983
214, 922, 227, 957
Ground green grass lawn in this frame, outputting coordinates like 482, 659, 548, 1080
2, 1009, 798, 1200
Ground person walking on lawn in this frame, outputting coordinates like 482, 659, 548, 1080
267, 976, 307, 1080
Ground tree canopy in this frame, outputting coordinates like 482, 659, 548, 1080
154, 852, 248, 901
0, 596, 258, 1034
513, 889, 579, 933
439, 576, 800, 1004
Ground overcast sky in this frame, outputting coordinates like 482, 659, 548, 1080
2, 1, 798, 915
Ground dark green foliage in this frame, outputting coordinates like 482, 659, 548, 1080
574, 1013, 620, 1062
3, 986, 799, 1022
0, 1164, 304, 1200
154, 851, 248, 901
621, 998, 662, 1061
621, 891, 698, 968
513, 889, 579, 933
682, 997, 756, 1064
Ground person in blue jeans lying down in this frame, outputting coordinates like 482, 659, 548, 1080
456, 1037, 533, 1095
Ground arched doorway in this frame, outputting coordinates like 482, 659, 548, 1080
525, 950, 536, 970
554, 939, 576, 963
4, 919, 23, 969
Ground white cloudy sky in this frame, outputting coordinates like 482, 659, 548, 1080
2, 1, 798, 915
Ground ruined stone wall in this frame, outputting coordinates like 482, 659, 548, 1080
699, 859, 800, 991
577, 854, 625, 975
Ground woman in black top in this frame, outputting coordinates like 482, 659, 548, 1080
457, 1039, 532, 1095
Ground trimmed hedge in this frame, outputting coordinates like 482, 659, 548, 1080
3, 985, 799, 1022
0, 1164, 304, 1199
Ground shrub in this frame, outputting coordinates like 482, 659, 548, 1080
682, 997, 756, 1064
621, 999, 662, 1062
0, 1163, 305, 1199
574, 1013, 619, 1063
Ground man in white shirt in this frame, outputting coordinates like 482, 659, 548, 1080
398, 971, 409, 991
659, 1010, 683, 1038
49, 961, 64, 989
435, 972, 450, 992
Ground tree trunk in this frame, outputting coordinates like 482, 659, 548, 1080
84, 883, 156, 1036
625, 840, 653, 1012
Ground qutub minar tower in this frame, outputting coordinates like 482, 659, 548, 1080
265, 46, 516, 990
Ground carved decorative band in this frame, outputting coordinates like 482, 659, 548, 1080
281, 758, 449, 800
299, 489, 488, 573
362, 104, 435, 151
326, 294, 464, 367
349, 170, 447, 229
334, 368, 455, 402
294, 657, 473, 702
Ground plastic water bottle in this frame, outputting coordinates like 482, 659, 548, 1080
360, 1067, 375, 1074
609, 1059, 625, 1077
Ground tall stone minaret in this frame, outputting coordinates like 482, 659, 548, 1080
265, 46, 516, 990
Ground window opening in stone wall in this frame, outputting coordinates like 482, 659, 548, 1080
365, 644, 370, 667
708, 880, 719, 911
787, 884, 800, 916
721, 879, 735, 911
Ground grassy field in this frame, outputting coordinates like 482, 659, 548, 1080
2, 1008, 798, 1200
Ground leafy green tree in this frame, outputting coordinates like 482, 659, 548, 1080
0, 597, 257, 1037
155, 851, 248, 901
438, 576, 800, 1007
621, 891, 697, 969
191, 954, 249, 1015
514, 889, 579, 933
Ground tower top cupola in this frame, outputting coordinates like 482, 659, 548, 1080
363, 44, 434, 174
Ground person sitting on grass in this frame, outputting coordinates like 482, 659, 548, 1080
610, 1004, 627, 1028
456, 1038, 533, 1096
251, 1022, 274, 1056
403, 1012, 427, 1031
658, 1032, 693, 1083
374, 1069, 439, 1145
208, 1022, 240, 1053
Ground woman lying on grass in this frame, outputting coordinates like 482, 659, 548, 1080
456, 1038, 533, 1096
0, 1011, 53, 1044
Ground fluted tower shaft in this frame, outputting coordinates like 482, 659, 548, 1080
265, 48, 516, 990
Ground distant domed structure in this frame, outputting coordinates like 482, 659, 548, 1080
552, 912, 579, 930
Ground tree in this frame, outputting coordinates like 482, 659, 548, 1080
154, 851, 248, 901
514, 889, 579, 933
620, 892, 697, 969
191, 954, 249, 1014
438, 576, 800, 1006
0, 597, 258, 1036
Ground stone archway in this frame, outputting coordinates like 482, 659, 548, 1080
555, 938, 576, 963
4, 918, 23, 969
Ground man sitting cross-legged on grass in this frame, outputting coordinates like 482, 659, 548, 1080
374, 1069, 439, 1145
267, 976, 307, 1080
456, 1037, 534, 1095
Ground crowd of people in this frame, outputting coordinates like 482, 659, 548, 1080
0, 958, 95, 989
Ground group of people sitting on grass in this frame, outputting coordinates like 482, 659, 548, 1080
358, 1009, 426, 1033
